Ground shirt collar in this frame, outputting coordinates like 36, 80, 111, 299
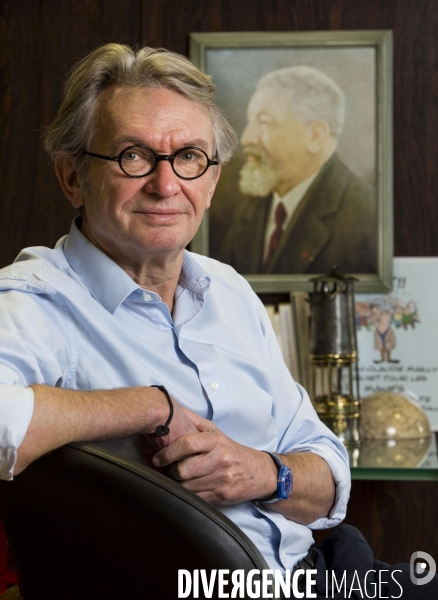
62, 218, 210, 313
177, 252, 211, 297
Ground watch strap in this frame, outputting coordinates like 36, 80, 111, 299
259, 451, 293, 504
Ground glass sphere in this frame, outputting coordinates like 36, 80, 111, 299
360, 392, 431, 440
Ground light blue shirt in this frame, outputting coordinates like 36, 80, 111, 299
0, 219, 350, 571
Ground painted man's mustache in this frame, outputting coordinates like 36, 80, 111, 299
242, 147, 271, 164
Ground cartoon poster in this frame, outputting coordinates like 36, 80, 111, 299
355, 258, 438, 430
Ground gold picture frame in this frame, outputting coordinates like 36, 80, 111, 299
190, 30, 393, 293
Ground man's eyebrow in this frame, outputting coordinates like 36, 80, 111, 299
110, 136, 213, 154
257, 111, 276, 122
110, 136, 147, 153
183, 138, 211, 151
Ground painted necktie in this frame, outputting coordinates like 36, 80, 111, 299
263, 201, 287, 272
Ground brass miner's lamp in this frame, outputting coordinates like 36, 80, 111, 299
308, 269, 360, 445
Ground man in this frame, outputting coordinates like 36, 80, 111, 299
218, 66, 377, 275
0, 45, 433, 598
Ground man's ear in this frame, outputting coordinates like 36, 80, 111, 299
54, 153, 85, 209
205, 164, 222, 208
306, 119, 331, 154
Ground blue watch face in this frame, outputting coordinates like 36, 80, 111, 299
278, 466, 292, 499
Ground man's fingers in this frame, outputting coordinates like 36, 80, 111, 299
178, 472, 242, 505
153, 428, 275, 505
152, 431, 217, 467
169, 452, 214, 482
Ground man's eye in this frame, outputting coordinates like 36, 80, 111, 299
177, 149, 205, 163
179, 151, 196, 162
258, 116, 275, 127
124, 152, 139, 161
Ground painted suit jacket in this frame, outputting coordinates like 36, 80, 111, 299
218, 154, 377, 275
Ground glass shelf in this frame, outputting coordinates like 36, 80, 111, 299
349, 434, 438, 481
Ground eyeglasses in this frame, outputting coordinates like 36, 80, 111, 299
83, 144, 219, 180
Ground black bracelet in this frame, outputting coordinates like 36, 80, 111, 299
151, 385, 174, 437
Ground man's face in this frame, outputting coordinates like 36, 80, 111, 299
239, 86, 311, 197
371, 307, 391, 328
72, 86, 220, 267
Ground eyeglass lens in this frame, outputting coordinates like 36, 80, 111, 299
120, 146, 209, 179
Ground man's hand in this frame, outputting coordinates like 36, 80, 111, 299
152, 411, 337, 525
151, 411, 278, 504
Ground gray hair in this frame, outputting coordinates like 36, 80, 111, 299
370, 298, 394, 314
44, 43, 238, 179
257, 65, 345, 136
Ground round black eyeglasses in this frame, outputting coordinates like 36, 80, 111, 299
83, 144, 219, 180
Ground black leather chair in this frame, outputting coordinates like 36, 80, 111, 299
0, 443, 278, 599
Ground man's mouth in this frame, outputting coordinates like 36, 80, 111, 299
134, 209, 184, 223
135, 206, 183, 215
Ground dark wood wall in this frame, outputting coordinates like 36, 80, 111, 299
1, 0, 437, 565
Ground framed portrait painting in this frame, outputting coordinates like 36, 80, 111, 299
189, 31, 393, 293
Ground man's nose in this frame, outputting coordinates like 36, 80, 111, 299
142, 159, 181, 197
241, 120, 258, 147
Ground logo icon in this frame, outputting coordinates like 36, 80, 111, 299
410, 551, 436, 585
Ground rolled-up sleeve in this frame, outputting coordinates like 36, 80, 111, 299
0, 385, 34, 480
292, 427, 351, 529
306, 442, 350, 529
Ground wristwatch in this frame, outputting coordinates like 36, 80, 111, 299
260, 451, 293, 504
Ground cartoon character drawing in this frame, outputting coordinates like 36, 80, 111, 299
355, 295, 420, 362
402, 300, 418, 330
369, 298, 398, 363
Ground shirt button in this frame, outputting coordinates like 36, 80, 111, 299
211, 381, 219, 391
281, 551, 287, 560
143, 293, 152, 301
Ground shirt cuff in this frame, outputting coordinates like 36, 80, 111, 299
0, 385, 34, 480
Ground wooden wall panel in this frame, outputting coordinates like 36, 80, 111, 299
1, 0, 438, 567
